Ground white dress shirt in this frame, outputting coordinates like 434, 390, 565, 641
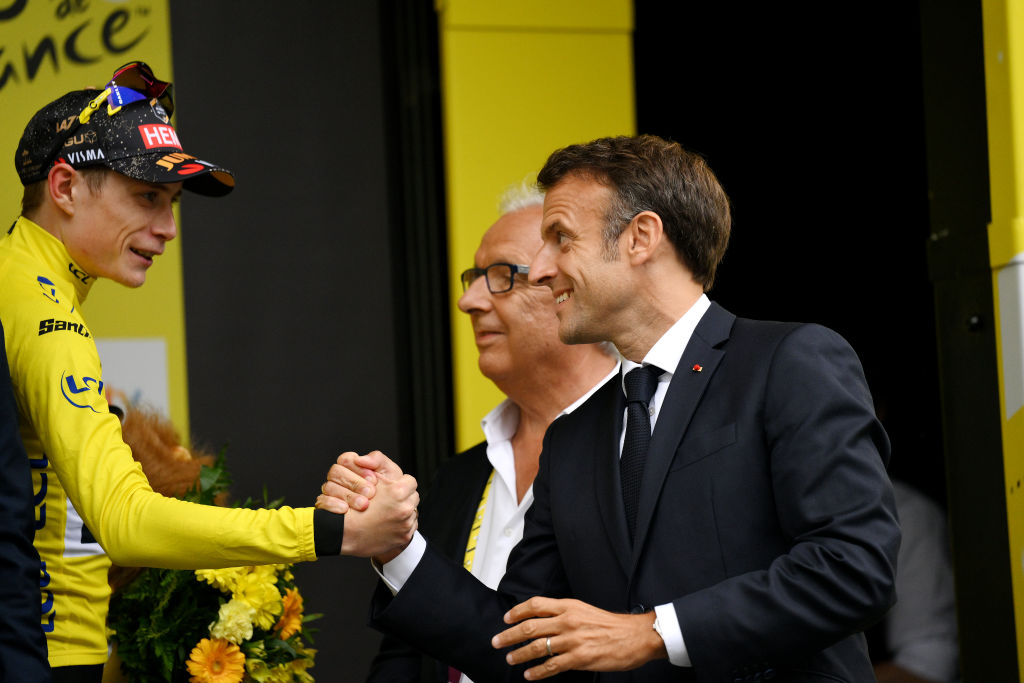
619, 293, 711, 668
381, 295, 711, 672
448, 367, 618, 683
379, 365, 618, 591
471, 367, 617, 592
884, 480, 959, 682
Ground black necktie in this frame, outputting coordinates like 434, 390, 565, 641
621, 364, 661, 541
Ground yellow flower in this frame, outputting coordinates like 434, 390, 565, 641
245, 640, 267, 660
234, 571, 283, 630
267, 663, 294, 683
245, 656, 272, 683
290, 651, 315, 683
274, 587, 304, 639
195, 567, 248, 594
289, 642, 316, 682
251, 564, 280, 585
209, 599, 255, 644
186, 638, 245, 683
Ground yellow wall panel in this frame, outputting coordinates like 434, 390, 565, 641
439, 1, 634, 450
982, 0, 1024, 674
439, 0, 632, 31
0, 1, 189, 436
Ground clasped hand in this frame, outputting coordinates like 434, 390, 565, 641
318, 453, 667, 680
316, 450, 418, 560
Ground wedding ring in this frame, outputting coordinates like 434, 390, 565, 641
545, 636, 553, 657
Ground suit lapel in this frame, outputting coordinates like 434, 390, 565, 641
591, 378, 633, 577
422, 443, 492, 563
631, 303, 735, 565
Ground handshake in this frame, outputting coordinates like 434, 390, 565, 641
316, 451, 418, 562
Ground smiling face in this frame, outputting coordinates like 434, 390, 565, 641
61, 170, 181, 288
457, 205, 567, 385
529, 175, 632, 347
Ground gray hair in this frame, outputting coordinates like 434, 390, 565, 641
498, 179, 544, 215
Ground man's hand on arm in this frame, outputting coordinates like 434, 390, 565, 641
491, 597, 667, 681
315, 450, 419, 559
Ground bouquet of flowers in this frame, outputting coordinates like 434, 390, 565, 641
107, 445, 319, 683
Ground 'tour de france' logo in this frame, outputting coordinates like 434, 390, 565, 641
60, 372, 104, 413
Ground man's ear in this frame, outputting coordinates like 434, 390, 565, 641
47, 163, 77, 217
626, 210, 665, 265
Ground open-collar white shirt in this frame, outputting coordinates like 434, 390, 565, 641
473, 364, 618, 591
381, 365, 618, 590
381, 295, 710, 671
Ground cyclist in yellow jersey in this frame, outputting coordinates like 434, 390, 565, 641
1, 62, 419, 683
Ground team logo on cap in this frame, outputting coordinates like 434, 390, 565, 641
152, 101, 170, 124
138, 124, 182, 150
65, 149, 106, 164
19, 149, 37, 174
156, 152, 209, 176
56, 116, 77, 134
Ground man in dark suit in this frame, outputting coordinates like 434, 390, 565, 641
0, 319, 51, 682
367, 185, 618, 682
324, 135, 899, 682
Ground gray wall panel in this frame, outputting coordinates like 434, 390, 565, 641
171, 2, 399, 678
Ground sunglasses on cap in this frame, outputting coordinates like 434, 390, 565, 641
41, 61, 175, 171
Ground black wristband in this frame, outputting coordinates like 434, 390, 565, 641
313, 508, 344, 556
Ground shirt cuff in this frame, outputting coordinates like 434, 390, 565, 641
892, 638, 960, 682
313, 509, 344, 557
654, 603, 691, 667
373, 531, 426, 594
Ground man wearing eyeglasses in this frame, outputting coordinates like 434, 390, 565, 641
323, 135, 899, 683
0, 63, 418, 682
366, 184, 618, 682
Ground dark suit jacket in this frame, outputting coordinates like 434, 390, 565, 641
0, 320, 51, 681
371, 304, 899, 683
367, 442, 492, 682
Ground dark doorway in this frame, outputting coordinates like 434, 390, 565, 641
634, 2, 943, 504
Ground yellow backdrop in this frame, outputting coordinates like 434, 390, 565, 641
0, 0, 189, 435
438, 0, 635, 450
982, 0, 1024, 675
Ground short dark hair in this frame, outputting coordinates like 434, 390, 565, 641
21, 166, 110, 217
537, 135, 731, 290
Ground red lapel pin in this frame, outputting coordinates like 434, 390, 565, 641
692, 364, 703, 373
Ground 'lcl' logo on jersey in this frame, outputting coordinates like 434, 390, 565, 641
60, 372, 104, 413
68, 262, 92, 285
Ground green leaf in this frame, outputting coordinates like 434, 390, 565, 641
107, 450, 317, 682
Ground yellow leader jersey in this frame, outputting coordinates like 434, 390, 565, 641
0, 217, 322, 667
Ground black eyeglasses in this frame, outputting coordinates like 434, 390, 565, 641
43, 61, 175, 170
460, 263, 530, 294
